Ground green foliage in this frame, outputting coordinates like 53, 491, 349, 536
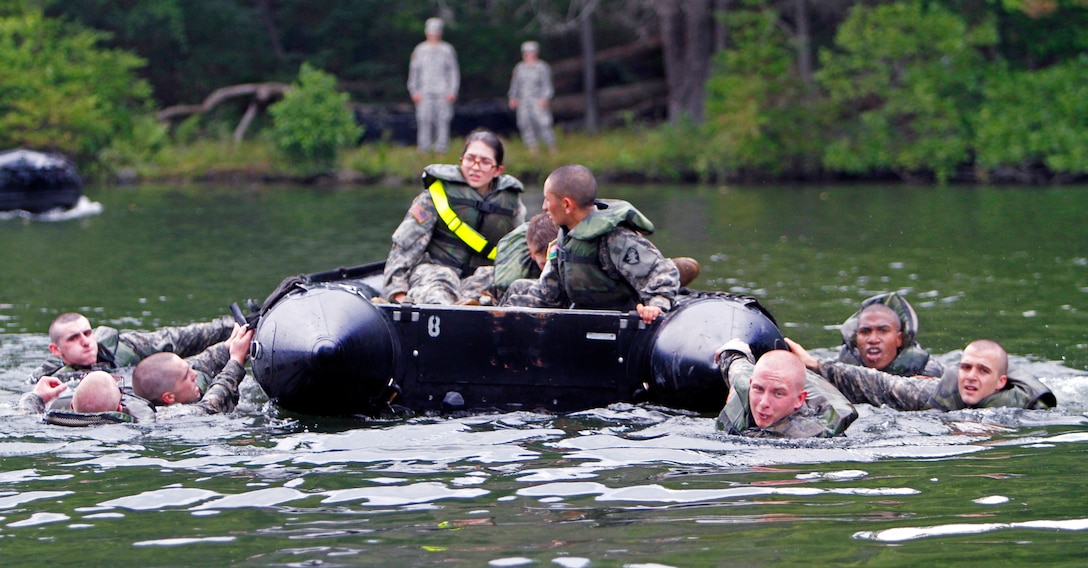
97, 114, 170, 171
268, 63, 363, 172
975, 57, 1088, 173
817, 1, 997, 182
701, 3, 825, 179
0, 11, 154, 166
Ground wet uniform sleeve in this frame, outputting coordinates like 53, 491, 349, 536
601, 228, 679, 311
17, 392, 46, 414
119, 317, 233, 363
382, 191, 439, 300
183, 342, 230, 394
816, 360, 935, 411
28, 356, 64, 382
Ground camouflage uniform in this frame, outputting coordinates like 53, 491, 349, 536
28, 316, 234, 384
459, 220, 541, 302
835, 292, 944, 377
815, 360, 1057, 411
408, 40, 459, 152
508, 59, 556, 150
501, 200, 678, 312
382, 165, 525, 304
154, 359, 245, 420
21, 341, 247, 424
716, 356, 858, 438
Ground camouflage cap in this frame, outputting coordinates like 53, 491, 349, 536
521, 41, 539, 53
425, 17, 443, 34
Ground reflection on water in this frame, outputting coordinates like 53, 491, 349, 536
2, 183, 1088, 565
0, 195, 103, 222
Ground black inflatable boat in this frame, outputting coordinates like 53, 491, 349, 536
251, 262, 786, 416
0, 149, 82, 213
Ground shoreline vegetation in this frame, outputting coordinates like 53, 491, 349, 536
6, 3, 1087, 188
125, 126, 1088, 189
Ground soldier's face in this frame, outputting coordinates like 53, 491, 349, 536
49, 316, 99, 367
855, 310, 902, 370
748, 366, 806, 428
529, 244, 548, 269
460, 141, 503, 191
541, 183, 568, 226
168, 359, 202, 404
957, 344, 1007, 406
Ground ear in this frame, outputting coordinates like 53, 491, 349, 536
161, 392, 175, 405
997, 374, 1008, 390
561, 196, 575, 213
795, 390, 808, 410
48, 343, 61, 357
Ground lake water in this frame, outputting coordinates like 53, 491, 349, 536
1, 182, 1087, 566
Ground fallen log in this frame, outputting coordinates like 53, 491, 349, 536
156, 82, 290, 141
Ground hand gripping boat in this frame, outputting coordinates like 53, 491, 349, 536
250, 262, 786, 416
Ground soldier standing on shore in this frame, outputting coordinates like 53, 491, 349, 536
508, 41, 557, 155
408, 17, 460, 154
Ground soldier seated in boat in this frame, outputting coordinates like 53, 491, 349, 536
715, 340, 857, 438
500, 164, 680, 324
787, 337, 1056, 411
458, 212, 557, 305
835, 292, 944, 377
20, 324, 254, 425
461, 211, 700, 306
28, 311, 234, 387
381, 129, 526, 305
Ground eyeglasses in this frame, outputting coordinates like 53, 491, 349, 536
461, 154, 497, 172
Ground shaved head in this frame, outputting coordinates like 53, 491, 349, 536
72, 371, 121, 413
748, 350, 808, 428
545, 164, 597, 208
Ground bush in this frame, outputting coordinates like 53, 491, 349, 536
701, 3, 824, 180
0, 11, 153, 170
268, 63, 363, 172
975, 57, 1088, 176
816, 1, 996, 182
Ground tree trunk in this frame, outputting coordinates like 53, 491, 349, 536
796, 0, 813, 86
580, 4, 599, 134
657, 0, 715, 125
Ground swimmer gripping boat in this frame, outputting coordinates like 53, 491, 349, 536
0, 149, 82, 213
251, 262, 785, 416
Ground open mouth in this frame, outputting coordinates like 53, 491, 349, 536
862, 347, 883, 362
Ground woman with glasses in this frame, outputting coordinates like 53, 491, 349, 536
380, 129, 526, 305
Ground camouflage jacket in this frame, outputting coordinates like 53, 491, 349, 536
717, 358, 857, 438
502, 208, 678, 311
816, 360, 1057, 411
382, 166, 525, 299
28, 318, 233, 384
407, 41, 459, 97
508, 60, 554, 102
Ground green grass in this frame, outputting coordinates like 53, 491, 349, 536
122, 126, 704, 186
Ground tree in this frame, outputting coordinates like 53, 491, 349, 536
656, 0, 717, 125
0, 10, 153, 165
701, 2, 823, 179
816, 1, 997, 182
268, 63, 362, 172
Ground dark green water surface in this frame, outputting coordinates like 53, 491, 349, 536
1, 182, 1086, 566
